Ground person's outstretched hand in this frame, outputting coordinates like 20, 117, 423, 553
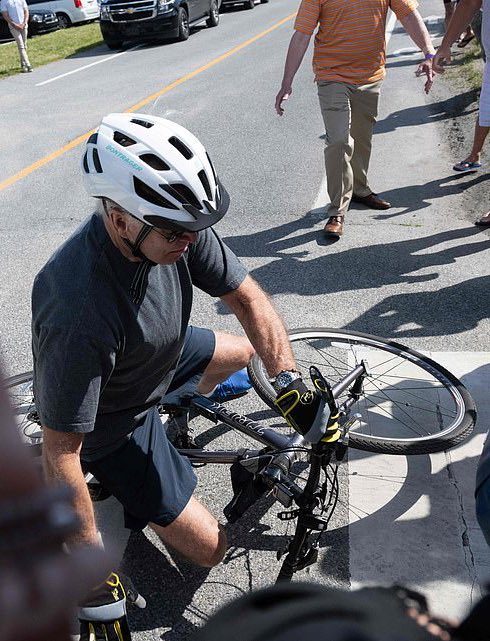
415, 59, 435, 94
432, 46, 452, 74
275, 85, 292, 116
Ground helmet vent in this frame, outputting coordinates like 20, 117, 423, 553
198, 170, 212, 201
133, 177, 178, 210
162, 184, 202, 210
168, 136, 193, 160
82, 151, 90, 174
131, 118, 154, 129
87, 133, 98, 145
139, 153, 170, 171
113, 131, 137, 147
206, 152, 217, 181
93, 149, 103, 173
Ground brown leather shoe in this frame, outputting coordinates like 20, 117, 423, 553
324, 215, 344, 239
351, 192, 391, 210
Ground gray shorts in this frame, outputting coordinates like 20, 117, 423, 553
85, 326, 215, 530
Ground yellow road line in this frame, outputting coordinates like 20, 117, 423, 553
0, 12, 295, 193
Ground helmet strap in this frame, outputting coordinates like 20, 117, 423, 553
122, 223, 153, 261
102, 199, 154, 262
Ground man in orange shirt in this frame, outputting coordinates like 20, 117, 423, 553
275, 0, 436, 239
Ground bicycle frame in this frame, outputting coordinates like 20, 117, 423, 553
177, 361, 367, 465
177, 395, 302, 464
171, 361, 368, 581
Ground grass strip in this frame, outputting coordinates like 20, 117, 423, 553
0, 22, 103, 78
444, 41, 484, 92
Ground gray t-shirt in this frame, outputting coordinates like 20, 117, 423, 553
32, 213, 247, 461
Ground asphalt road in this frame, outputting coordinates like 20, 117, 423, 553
1, 0, 490, 637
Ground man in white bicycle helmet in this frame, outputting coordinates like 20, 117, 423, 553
32, 113, 326, 638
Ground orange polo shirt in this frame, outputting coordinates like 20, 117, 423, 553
294, 0, 419, 85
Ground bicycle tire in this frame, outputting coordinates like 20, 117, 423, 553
6, 371, 42, 457
248, 328, 476, 455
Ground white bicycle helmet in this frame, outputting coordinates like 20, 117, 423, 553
82, 112, 229, 233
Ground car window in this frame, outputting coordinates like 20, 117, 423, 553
26, 0, 51, 5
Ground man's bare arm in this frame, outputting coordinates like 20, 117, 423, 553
42, 427, 99, 546
399, 9, 435, 54
275, 31, 312, 115
433, 0, 482, 72
220, 275, 296, 377
398, 9, 436, 93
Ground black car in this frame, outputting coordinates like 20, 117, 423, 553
99, 0, 219, 49
0, 9, 59, 40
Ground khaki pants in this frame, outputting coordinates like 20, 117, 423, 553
317, 80, 381, 217
8, 24, 31, 68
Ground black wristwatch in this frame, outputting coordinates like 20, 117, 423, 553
272, 370, 302, 393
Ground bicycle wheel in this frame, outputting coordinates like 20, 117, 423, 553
6, 371, 43, 457
248, 329, 476, 455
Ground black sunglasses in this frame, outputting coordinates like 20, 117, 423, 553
152, 228, 188, 243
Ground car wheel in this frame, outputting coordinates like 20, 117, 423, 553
177, 7, 190, 41
206, 0, 219, 27
56, 13, 71, 28
245, 0, 254, 9
104, 37, 123, 49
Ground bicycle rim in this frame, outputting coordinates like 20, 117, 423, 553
248, 329, 476, 454
6, 371, 43, 457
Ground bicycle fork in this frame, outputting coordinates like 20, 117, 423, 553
275, 365, 350, 582
275, 442, 337, 582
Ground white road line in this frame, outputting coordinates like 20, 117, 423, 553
35, 44, 142, 87
349, 353, 490, 619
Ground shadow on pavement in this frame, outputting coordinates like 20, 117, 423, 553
345, 275, 490, 339
122, 530, 210, 637
357, 172, 490, 218
375, 89, 480, 134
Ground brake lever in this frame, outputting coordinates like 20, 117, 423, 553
308, 366, 343, 448
309, 365, 336, 411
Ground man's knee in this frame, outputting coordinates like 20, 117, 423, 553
324, 135, 354, 165
199, 524, 227, 567
235, 335, 255, 367
213, 332, 255, 369
150, 497, 228, 567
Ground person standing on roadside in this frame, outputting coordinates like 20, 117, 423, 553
433, 0, 490, 226
1, 0, 32, 72
275, 0, 436, 240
